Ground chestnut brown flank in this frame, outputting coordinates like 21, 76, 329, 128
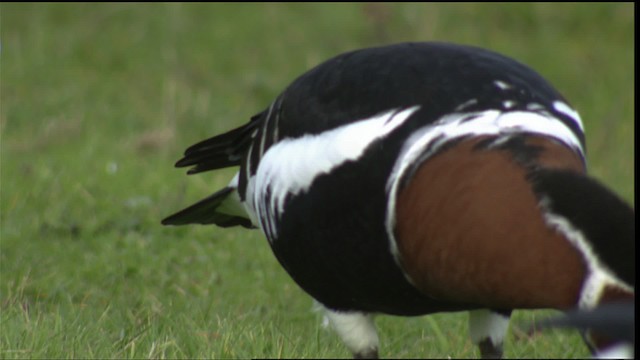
394, 136, 587, 310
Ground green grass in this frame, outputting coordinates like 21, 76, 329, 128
0, 3, 634, 359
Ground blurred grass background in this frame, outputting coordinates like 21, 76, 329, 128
0, 3, 633, 359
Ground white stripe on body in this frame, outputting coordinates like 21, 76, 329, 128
244, 106, 421, 240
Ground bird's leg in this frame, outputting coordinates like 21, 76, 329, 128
469, 309, 512, 359
323, 308, 379, 359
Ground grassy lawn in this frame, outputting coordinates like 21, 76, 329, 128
0, 3, 633, 359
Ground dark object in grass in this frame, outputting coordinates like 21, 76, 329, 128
531, 301, 634, 358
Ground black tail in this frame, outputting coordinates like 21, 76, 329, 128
163, 113, 263, 228
530, 169, 635, 286
175, 112, 262, 175
161, 187, 254, 228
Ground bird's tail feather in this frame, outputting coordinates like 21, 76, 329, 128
175, 112, 262, 175
161, 186, 254, 228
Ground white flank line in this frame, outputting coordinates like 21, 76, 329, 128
553, 101, 584, 132
385, 109, 586, 270
542, 209, 633, 309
